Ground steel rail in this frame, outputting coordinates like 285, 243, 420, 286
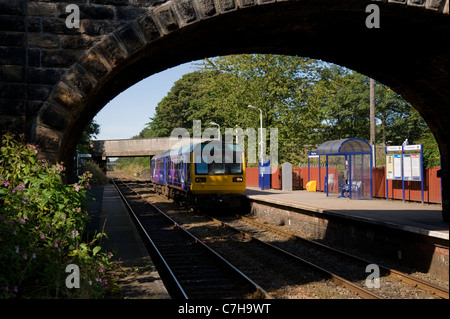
205, 215, 383, 299
112, 179, 189, 299
234, 214, 449, 299
119, 178, 448, 299
113, 179, 273, 299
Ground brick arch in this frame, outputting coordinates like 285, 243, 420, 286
4, 0, 448, 217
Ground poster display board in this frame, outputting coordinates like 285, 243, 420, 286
76, 153, 91, 179
385, 144, 424, 203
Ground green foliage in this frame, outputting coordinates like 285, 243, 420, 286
82, 161, 108, 185
125, 54, 440, 168
76, 120, 100, 154
417, 132, 440, 168
0, 133, 112, 298
139, 55, 326, 164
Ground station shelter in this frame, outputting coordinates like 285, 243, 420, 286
313, 138, 373, 200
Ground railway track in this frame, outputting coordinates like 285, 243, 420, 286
113, 177, 448, 299
111, 179, 272, 299
208, 214, 449, 299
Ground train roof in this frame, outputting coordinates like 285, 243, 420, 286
152, 140, 244, 160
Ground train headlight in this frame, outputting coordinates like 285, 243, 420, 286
233, 177, 243, 182
195, 177, 206, 183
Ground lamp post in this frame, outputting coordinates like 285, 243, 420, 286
248, 105, 263, 166
370, 78, 376, 168
248, 105, 265, 190
209, 121, 220, 141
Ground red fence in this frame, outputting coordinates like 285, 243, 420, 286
246, 167, 259, 187
372, 167, 442, 204
246, 166, 442, 204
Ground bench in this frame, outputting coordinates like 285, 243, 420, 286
338, 181, 362, 199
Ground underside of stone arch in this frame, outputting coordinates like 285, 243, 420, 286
0, 0, 448, 218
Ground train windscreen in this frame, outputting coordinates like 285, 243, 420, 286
194, 142, 244, 175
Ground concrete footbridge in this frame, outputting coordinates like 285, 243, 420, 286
90, 137, 207, 160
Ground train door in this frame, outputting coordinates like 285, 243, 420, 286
185, 153, 191, 188
163, 157, 167, 184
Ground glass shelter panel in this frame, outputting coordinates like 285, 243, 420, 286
326, 155, 346, 197
349, 154, 372, 199
314, 138, 373, 200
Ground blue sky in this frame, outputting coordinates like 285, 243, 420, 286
93, 61, 199, 140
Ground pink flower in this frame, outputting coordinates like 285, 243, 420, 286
17, 183, 25, 192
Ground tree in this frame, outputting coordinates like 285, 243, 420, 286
196, 54, 325, 164
76, 120, 100, 154
311, 67, 372, 141
132, 54, 439, 167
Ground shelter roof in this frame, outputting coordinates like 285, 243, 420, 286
316, 138, 371, 155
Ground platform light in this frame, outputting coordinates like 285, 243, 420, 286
248, 105, 263, 166
209, 121, 221, 141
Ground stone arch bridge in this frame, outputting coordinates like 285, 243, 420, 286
0, 0, 448, 220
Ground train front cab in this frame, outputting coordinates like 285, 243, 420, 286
189, 142, 246, 208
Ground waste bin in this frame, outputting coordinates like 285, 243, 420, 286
306, 180, 317, 192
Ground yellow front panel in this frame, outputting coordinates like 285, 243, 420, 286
191, 175, 246, 194
190, 152, 246, 195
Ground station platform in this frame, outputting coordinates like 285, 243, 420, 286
243, 187, 448, 241
90, 185, 170, 299
243, 187, 448, 279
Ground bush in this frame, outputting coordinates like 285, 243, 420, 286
82, 161, 108, 185
0, 133, 113, 298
